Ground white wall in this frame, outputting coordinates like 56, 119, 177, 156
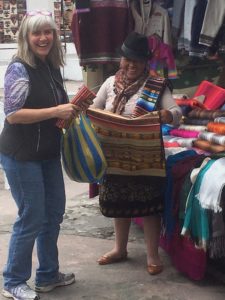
0, 44, 83, 88
26, 0, 54, 13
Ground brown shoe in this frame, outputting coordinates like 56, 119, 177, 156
147, 264, 163, 275
97, 252, 128, 265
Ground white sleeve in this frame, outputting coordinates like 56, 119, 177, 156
199, 0, 225, 46
160, 87, 182, 126
91, 77, 113, 109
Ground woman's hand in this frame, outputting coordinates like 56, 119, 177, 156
56, 98, 93, 120
55, 103, 81, 120
160, 109, 173, 124
77, 98, 94, 111
6, 99, 94, 125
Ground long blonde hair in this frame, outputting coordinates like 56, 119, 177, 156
17, 12, 65, 68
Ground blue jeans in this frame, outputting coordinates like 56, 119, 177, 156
0, 153, 66, 289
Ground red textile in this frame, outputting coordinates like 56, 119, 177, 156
160, 226, 206, 281
175, 98, 206, 109
194, 80, 225, 110
71, 0, 133, 66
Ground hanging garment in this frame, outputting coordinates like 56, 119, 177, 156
181, 159, 215, 250
197, 157, 225, 213
148, 35, 177, 79
130, 0, 172, 46
71, 0, 133, 66
199, 0, 225, 47
177, 0, 198, 52
171, 0, 185, 39
189, 0, 208, 57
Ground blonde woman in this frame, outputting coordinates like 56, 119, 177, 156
0, 10, 91, 300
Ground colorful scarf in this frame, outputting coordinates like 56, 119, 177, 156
131, 77, 172, 118
112, 69, 148, 115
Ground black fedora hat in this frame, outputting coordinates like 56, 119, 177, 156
118, 31, 152, 61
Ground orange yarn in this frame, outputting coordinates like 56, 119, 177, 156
207, 122, 225, 135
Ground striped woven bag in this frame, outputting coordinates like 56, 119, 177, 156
61, 113, 107, 183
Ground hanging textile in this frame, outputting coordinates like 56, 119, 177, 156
71, 0, 133, 66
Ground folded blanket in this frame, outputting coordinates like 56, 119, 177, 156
207, 122, 225, 135
170, 128, 200, 138
188, 109, 225, 120
198, 131, 225, 145
194, 80, 225, 110
193, 139, 225, 153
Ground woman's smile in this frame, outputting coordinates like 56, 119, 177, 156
120, 57, 146, 81
28, 26, 54, 61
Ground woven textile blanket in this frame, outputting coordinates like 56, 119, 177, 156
87, 108, 166, 177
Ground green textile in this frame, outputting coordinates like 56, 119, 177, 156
181, 159, 216, 250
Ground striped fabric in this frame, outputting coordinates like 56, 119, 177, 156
131, 77, 171, 118
61, 113, 107, 183
198, 131, 225, 146
56, 85, 96, 129
193, 139, 225, 153
187, 108, 225, 120
178, 124, 207, 132
183, 118, 210, 126
214, 117, 225, 124
87, 108, 166, 177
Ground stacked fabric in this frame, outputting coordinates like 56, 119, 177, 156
188, 110, 225, 153
169, 81, 225, 154
163, 122, 206, 152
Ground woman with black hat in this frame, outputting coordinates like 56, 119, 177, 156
91, 31, 182, 275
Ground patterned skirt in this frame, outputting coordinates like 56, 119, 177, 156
99, 174, 166, 218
